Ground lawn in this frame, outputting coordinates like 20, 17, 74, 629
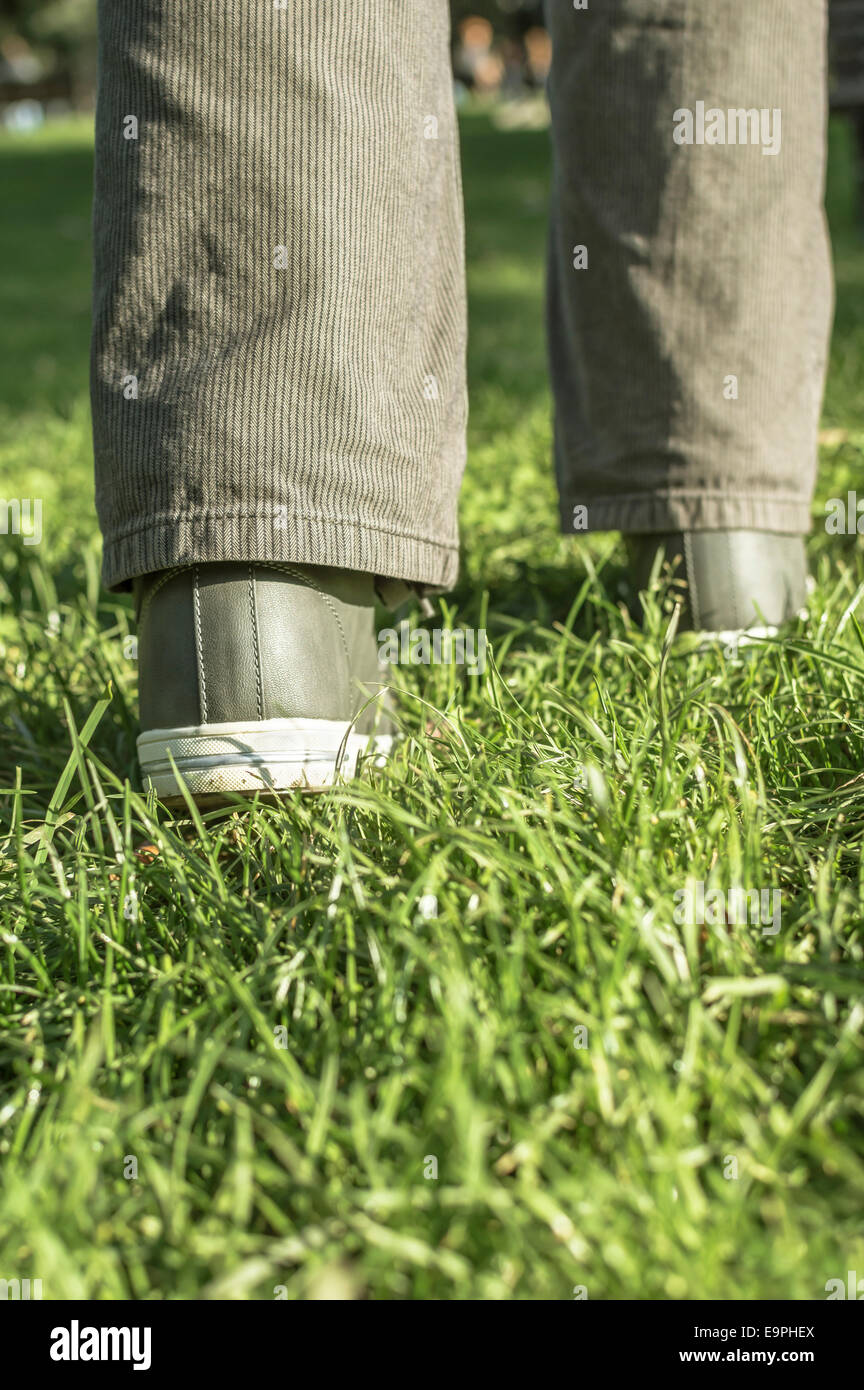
1, 108, 864, 1301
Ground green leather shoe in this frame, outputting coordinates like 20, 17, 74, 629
627, 531, 808, 640
134, 562, 394, 804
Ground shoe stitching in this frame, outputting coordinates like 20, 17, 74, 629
136, 564, 185, 625
194, 565, 207, 724
249, 563, 264, 721
254, 563, 353, 674
144, 563, 357, 727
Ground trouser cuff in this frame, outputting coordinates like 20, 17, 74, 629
561, 491, 812, 537
101, 511, 460, 594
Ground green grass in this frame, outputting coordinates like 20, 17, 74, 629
1, 108, 864, 1301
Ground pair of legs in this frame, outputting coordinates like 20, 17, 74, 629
90, 1, 833, 798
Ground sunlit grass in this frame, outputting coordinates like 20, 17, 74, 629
0, 110, 863, 1300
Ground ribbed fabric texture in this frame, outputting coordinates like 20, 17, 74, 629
91, 1, 467, 592
93, 1, 833, 591
545, 0, 833, 537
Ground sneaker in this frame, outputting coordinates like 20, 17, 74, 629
134, 562, 394, 805
627, 531, 808, 642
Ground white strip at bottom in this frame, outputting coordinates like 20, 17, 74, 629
137, 719, 394, 801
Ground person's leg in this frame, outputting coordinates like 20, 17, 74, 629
91, 0, 466, 799
91, 0, 465, 593
545, 0, 833, 631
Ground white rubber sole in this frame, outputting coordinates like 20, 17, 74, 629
137, 719, 394, 803
692, 623, 778, 652
684, 617, 809, 656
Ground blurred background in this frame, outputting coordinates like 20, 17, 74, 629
0, 2, 550, 125
2, 1, 862, 129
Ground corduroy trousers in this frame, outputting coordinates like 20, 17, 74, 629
91, 1, 833, 594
